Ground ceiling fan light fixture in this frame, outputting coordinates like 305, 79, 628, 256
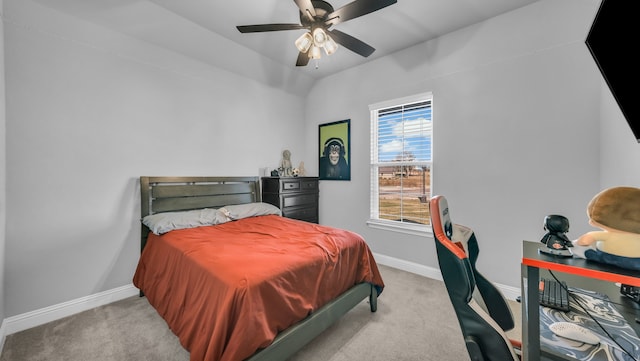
238, 0, 398, 67
324, 35, 338, 55
312, 27, 327, 47
295, 32, 313, 53
310, 45, 322, 59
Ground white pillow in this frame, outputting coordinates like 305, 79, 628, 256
142, 208, 228, 235
219, 202, 281, 221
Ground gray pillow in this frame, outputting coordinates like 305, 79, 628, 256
142, 208, 228, 235
219, 202, 282, 220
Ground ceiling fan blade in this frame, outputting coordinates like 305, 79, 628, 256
237, 24, 305, 33
328, 29, 375, 57
293, 0, 316, 22
296, 51, 310, 66
325, 0, 397, 27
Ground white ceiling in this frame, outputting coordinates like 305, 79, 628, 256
33, 0, 540, 80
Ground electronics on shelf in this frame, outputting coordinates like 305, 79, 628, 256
549, 322, 600, 345
539, 278, 570, 312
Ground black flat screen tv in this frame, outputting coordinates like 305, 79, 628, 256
585, 0, 640, 143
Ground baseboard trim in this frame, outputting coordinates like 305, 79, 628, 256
0, 255, 521, 354
373, 252, 521, 301
373, 252, 444, 281
0, 318, 6, 357
2, 284, 138, 338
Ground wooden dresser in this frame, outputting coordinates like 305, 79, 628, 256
261, 177, 319, 224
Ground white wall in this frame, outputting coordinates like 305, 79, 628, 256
3, 0, 307, 317
306, 0, 603, 288
1, 0, 7, 326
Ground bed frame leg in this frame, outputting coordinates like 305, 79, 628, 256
369, 285, 378, 312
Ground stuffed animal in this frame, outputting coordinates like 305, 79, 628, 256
572, 186, 640, 271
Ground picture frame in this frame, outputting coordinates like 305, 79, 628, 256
319, 119, 351, 181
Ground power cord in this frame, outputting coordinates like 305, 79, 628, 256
549, 270, 639, 361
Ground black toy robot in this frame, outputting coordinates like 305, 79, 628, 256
540, 215, 573, 256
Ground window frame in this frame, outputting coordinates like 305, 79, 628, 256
367, 92, 433, 236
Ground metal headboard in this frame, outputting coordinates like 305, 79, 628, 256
139, 176, 261, 250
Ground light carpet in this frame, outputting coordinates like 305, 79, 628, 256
1, 265, 521, 361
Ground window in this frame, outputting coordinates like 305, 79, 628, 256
369, 93, 432, 233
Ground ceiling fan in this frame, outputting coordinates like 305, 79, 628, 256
236, 0, 397, 67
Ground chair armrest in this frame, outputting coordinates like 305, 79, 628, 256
509, 338, 522, 359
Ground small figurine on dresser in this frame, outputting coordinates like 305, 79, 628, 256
279, 149, 293, 177
298, 161, 306, 176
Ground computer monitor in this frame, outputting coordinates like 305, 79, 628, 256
585, 0, 640, 143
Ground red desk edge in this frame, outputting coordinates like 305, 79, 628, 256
522, 241, 640, 287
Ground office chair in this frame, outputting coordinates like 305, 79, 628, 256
429, 195, 521, 361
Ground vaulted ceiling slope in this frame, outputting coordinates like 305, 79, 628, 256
30, 0, 540, 88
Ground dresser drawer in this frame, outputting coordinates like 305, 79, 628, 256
280, 180, 301, 192
300, 179, 318, 192
282, 194, 317, 208
283, 206, 318, 223
279, 179, 319, 193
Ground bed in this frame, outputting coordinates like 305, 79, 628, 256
133, 176, 384, 361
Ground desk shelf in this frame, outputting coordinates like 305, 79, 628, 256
521, 241, 640, 361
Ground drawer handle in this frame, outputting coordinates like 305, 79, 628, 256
283, 183, 300, 190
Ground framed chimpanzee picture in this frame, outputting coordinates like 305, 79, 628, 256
319, 119, 351, 181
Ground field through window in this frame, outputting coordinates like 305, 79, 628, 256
378, 169, 430, 225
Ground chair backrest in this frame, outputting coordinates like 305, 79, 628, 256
429, 195, 519, 361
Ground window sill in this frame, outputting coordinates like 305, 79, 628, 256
366, 219, 432, 237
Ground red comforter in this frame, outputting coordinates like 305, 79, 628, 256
133, 215, 384, 361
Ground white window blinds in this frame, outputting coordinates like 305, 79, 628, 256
370, 93, 433, 226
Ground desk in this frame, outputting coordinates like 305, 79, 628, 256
521, 241, 640, 360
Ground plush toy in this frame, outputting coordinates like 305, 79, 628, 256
572, 186, 640, 271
